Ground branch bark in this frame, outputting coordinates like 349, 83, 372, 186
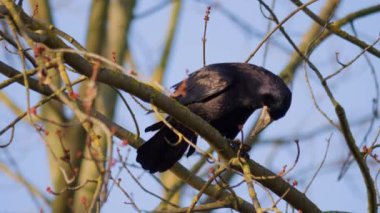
0, 2, 321, 212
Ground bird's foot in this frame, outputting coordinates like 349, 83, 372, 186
229, 139, 251, 159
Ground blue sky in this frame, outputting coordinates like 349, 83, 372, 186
0, 0, 380, 212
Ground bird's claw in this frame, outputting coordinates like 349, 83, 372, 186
230, 139, 251, 159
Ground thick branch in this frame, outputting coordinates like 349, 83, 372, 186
0, 3, 320, 212
0, 59, 255, 212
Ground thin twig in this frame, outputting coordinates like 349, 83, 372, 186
112, 87, 140, 139
244, 0, 318, 63
281, 140, 301, 178
155, 147, 214, 209
303, 23, 340, 129
324, 35, 380, 81
195, 0, 292, 53
47, 179, 97, 195
4, 14, 33, 123
0, 4, 321, 209
304, 133, 332, 193
116, 148, 178, 208
301, 14, 378, 213
0, 77, 86, 136
186, 168, 225, 213
290, 0, 380, 58
0, 126, 14, 148
338, 23, 379, 180
259, 0, 276, 67
0, 68, 37, 90
110, 175, 141, 213
0, 30, 37, 67
202, 6, 211, 67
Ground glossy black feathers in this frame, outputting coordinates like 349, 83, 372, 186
136, 63, 292, 173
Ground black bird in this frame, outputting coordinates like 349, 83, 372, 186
136, 63, 292, 173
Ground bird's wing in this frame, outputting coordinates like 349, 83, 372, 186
171, 70, 233, 105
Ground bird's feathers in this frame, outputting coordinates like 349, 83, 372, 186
171, 69, 233, 105
136, 63, 292, 173
137, 122, 197, 173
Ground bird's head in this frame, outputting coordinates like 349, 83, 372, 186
261, 86, 292, 120
252, 71, 292, 136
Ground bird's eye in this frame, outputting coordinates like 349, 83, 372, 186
262, 94, 275, 106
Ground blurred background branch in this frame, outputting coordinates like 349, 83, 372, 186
0, 0, 379, 212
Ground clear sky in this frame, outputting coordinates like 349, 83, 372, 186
0, 0, 379, 212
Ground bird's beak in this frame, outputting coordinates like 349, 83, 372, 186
251, 105, 272, 137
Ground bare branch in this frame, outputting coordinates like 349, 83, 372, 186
245, 0, 318, 63
290, 0, 380, 58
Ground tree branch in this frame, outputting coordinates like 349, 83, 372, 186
0, 59, 256, 212
290, 0, 380, 58
0, 2, 321, 211
0, 162, 51, 206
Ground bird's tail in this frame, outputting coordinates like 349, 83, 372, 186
136, 121, 197, 173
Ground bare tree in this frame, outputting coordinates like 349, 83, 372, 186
0, 0, 379, 212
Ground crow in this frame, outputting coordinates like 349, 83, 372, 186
136, 63, 292, 173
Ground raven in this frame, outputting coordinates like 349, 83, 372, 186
136, 63, 292, 173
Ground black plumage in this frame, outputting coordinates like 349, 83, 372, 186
136, 63, 292, 173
